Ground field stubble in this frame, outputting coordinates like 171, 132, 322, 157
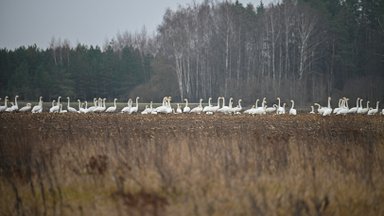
0, 113, 384, 216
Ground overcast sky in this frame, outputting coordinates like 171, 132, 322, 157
0, 0, 274, 50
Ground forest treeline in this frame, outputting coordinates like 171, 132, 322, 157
0, 0, 383, 104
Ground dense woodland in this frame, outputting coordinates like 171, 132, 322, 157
1, 0, 383, 104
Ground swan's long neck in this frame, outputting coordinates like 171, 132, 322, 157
4, 98, 8, 106
58, 97, 61, 105
85, 101, 88, 109
360, 99, 363, 108
185, 99, 188, 107
208, 98, 212, 106
291, 100, 295, 109
15, 96, 18, 106
150, 101, 153, 109
135, 97, 139, 108
199, 99, 203, 108
255, 99, 259, 108
376, 101, 380, 109
217, 97, 220, 107
366, 101, 369, 108
78, 100, 81, 109
327, 97, 331, 108
68, 98, 70, 107
238, 100, 242, 108
356, 98, 359, 107
94, 98, 97, 106
277, 98, 281, 108
222, 97, 226, 107
229, 98, 233, 108
114, 99, 117, 107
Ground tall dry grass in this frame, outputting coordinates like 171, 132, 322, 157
0, 113, 384, 216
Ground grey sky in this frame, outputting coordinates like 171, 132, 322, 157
0, 0, 274, 50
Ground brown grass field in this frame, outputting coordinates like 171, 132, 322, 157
1, 113, 384, 216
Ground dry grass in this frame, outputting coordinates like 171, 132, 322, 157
0, 113, 384, 216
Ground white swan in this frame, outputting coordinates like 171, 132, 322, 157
322, 97, 332, 116
129, 97, 140, 114
310, 106, 315, 114
217, 97, 232, 114
87, 98, 97, 113
233, 99, 242, 114
141, 101, 153, 114
0, 96, 9, 112
78, 99, 86, 113
67, 97, 78, 113
313, 103, 323, 115
336, 99, 349, 115
367, 101, 379, 115
176, 103, 182, 114
106, 98, 118, 113
289, 100, 297, 115
121, 98, 132, 113
333, 98, 343, 114
266, 104, 277, 114
94, 98, 106, 112
19, 103, 32, 112
276, 97, 285, 115
254, 97, 266, 115
6, 95, 19, 112
50, 96, 61, 113
59, 103, 67, 113
31, 96, 43, 113
183, 98, 191, 113
203, 97, 213, 113
360, 100, 370, 114
348, 98, 360, 113
244, 105, 256, 114
190, 98, 203, 114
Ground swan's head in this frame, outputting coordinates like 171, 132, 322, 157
184, 98, 188, 102
209, 97, 212, 100
15, 95, 19, 98
77, 99, 80, 102
137, 96, 140, 99
200, 98, 203, 102
291, 100, 294, 103
239, 99, 242, 102
114, 98, 117, 101
58, 96, 61, 99
277, 97, 280, 100
53, 100, 56, 103
27, 103, 31, 106
39, 96, 43, 99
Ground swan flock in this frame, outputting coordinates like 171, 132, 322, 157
0, 95, 383, 116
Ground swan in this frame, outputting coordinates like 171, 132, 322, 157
310, 106, 315, 114
203, 97, 213, 113
50, 96, 61, 113
322, 97, 332, 116
348, 98, 360, 113
6, 95, 19, 112
289, 100, 297, 115
5, 102, 15, 112
164, 97, 173, 114
245, 99, 258, 115
0, 96, 8, 112
78, 99, 86, 113
254, 97, 266, 114
31, 96, 43, 113
190, 98, 203, 114
141, 101, 153, 114
128, 97, 140, 114
87, 98, 97, 113
367, 101, 379, 115
233, 99, 242, 114
94, 98, 106, 112
176, 103, 182, 114
183, 98, 191, 113
155, 97, 168, 113
121, 98, 132, 113
210, 97, 221, 113
106, 98, 118, 113
336, 99, 349, 115
266, 104, 277, 114
217, 97, 232, 114
314, 103, 324, 115
19, 103, 32, 112
59, 104, 67, 113
360, 100, 370, 114
333, 98, 343, 114
67, 97, 78, 113
357, 98, 364, 114
276, 97, 285, 115
141, 105, 149, 114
